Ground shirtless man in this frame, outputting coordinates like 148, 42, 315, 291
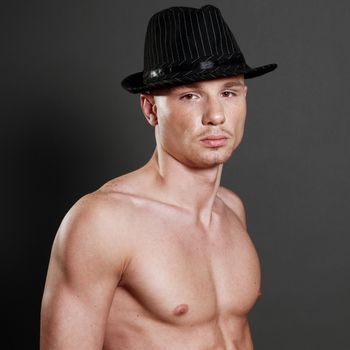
40, 5, 277, 349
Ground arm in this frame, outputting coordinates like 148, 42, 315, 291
40, 193, 130, 350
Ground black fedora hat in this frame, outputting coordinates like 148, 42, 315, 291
121, 5, 277, 94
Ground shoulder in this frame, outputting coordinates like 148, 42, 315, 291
60, 190, 131, 239
53, 190, 134, 274
67, 172, 144, 230
217, 186, 247, 229
42, 190, 133, 342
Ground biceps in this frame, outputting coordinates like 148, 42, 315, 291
41, 278, 112, 350
40, 198, 128, 349
40, 255, 117, 349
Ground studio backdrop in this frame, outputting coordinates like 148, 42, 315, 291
2, 1, 349, 349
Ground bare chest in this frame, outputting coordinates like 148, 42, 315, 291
115, 211, 261, 326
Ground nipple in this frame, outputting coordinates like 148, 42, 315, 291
173, 303, 189, 316
258, 289, 263, 298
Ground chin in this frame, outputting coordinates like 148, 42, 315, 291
187, 149, 234, 169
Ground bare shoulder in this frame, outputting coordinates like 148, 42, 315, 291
41, 190, 136, 348
59, 190, 131, 241
63, 170, 145, 236
217, 186, 247, 230
53, 189, 135, 278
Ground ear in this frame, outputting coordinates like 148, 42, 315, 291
244, 85, 248, 97
140, 94, 158, 126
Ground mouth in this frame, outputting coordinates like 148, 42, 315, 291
200, 135, 228, 148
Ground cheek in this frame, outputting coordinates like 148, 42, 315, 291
237, 109, 247, 130
157, 114, 190, 151
231, 104, 247, 146
227, 102, 247, 129
162, 109, 200, 142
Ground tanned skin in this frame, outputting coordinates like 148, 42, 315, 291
41, 75, 262, 349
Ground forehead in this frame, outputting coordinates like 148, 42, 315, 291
172, 75, 245, 91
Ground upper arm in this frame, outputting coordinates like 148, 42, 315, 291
40, 193, 130, 350
218, 186, 248, 230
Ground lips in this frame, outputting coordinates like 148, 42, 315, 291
200, 135, 228, 147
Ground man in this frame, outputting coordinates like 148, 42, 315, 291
40, 5, 277, 350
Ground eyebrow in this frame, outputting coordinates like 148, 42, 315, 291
222, 81, 245, 88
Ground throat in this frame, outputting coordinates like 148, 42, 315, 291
150, 149, 223, 217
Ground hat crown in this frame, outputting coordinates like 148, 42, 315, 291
143, 5, 244, 71
121, 4, 277, 93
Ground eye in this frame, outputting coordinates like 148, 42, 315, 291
180, 93, 198, 100
222, 90, 237, 97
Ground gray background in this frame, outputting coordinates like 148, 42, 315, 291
2, 0, 349, 349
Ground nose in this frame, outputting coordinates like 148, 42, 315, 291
202, 96, 226, 126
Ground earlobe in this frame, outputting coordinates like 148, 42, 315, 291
150, 104, 158, 126
148, 113, 158, 126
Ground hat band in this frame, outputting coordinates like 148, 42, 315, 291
143, 53, 246, 83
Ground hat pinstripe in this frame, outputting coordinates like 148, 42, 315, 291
122, 5, 277, 93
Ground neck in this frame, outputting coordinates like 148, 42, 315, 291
146, 148, 223, 227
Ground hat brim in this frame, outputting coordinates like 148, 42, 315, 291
121, 63, 277, 94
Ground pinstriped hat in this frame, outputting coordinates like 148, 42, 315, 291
121, 5, 277, 94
